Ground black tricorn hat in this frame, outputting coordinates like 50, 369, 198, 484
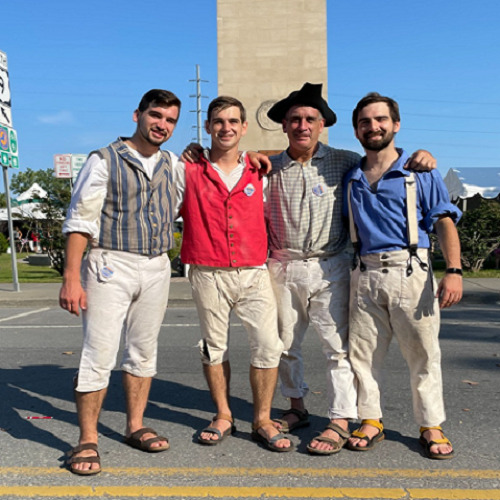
267, 82, 337, 127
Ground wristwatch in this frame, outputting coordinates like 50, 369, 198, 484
445, 268, 463, 275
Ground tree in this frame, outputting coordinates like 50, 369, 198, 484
457, 199, 500, 272
10, 167, 72, 275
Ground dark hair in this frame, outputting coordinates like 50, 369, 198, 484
207, 96, 246, 123
352, 92, 400, 127
138, 89, 181, 112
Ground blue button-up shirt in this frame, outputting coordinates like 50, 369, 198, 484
343, 149, 461, 255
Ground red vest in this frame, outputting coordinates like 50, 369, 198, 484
180, 156, 268, 267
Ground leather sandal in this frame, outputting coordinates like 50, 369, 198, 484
124, 427, 170, 452
66, 443, 101, 476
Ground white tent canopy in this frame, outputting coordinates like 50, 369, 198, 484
0, 182, 49, 221
16, 182, 47, 202
444, 168, 500, 201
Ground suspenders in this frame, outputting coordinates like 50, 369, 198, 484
348, 172, 429, 276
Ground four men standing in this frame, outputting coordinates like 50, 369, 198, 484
59, 85, 461, 470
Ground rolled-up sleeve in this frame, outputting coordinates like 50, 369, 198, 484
62, 154, 108, 240
419, 170, 462, 232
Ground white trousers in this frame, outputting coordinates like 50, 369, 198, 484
268, 252, 358, 420
76, 249, 171, 392
189, 266, 283, 368
349, 249, 446, 427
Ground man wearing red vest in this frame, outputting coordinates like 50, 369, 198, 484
174, 96, 293, 452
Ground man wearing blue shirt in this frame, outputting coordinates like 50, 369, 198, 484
344, 93, 463, 460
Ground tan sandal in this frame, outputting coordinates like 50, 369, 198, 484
198, 413, 236, 445
419, 426, 454, 460
347, 419, 384, 451
307, 422, 351, 455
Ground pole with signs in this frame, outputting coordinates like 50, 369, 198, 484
54, 153, 87, 191
0, 49, 20, 292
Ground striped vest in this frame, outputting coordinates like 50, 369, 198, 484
94, 138, 174, 256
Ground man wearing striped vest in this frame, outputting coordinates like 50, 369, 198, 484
60, 89, 181, 475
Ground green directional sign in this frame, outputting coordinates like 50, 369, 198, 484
0, 124, 19, 168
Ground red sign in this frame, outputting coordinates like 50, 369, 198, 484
54, 154, 72, 178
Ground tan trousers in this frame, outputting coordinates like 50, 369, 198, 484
268, 252, 358, 420
189, 266, 283, 368
349, 249, 446, 427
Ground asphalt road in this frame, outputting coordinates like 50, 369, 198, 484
0, 280, 499, 499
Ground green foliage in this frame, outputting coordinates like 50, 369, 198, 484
457, 199, 500, 272
167, 232, 182, 260
10, 167, 72, 276
0, 233, 8, 254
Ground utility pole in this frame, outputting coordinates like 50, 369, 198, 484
189, 64, 208, 144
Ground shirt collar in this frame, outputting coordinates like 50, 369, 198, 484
281, 141, 327, 170
352, 147, 410, 181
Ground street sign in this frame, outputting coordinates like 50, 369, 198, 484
0, 49, 12, 127
71, 154, 87, 179
0, 125, 19, 168
54, 154, 72, 178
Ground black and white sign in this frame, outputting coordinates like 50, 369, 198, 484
0, 50, 12, 126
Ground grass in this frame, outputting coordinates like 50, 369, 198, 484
0, 252, 63, 283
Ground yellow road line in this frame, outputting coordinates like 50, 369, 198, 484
1, 486, 500, 499
0, 466, 499, 479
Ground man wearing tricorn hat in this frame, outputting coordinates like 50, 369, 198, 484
266, 83, 436, 454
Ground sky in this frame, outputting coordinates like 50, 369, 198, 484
1, 0, 499, 195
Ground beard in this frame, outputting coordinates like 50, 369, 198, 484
139, 125, 168, 147
359, 130, 395, 152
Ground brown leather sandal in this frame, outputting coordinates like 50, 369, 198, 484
66, 443, 101, 476
124, 427, 170, 452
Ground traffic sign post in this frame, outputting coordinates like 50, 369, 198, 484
1, 48, 20, 292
